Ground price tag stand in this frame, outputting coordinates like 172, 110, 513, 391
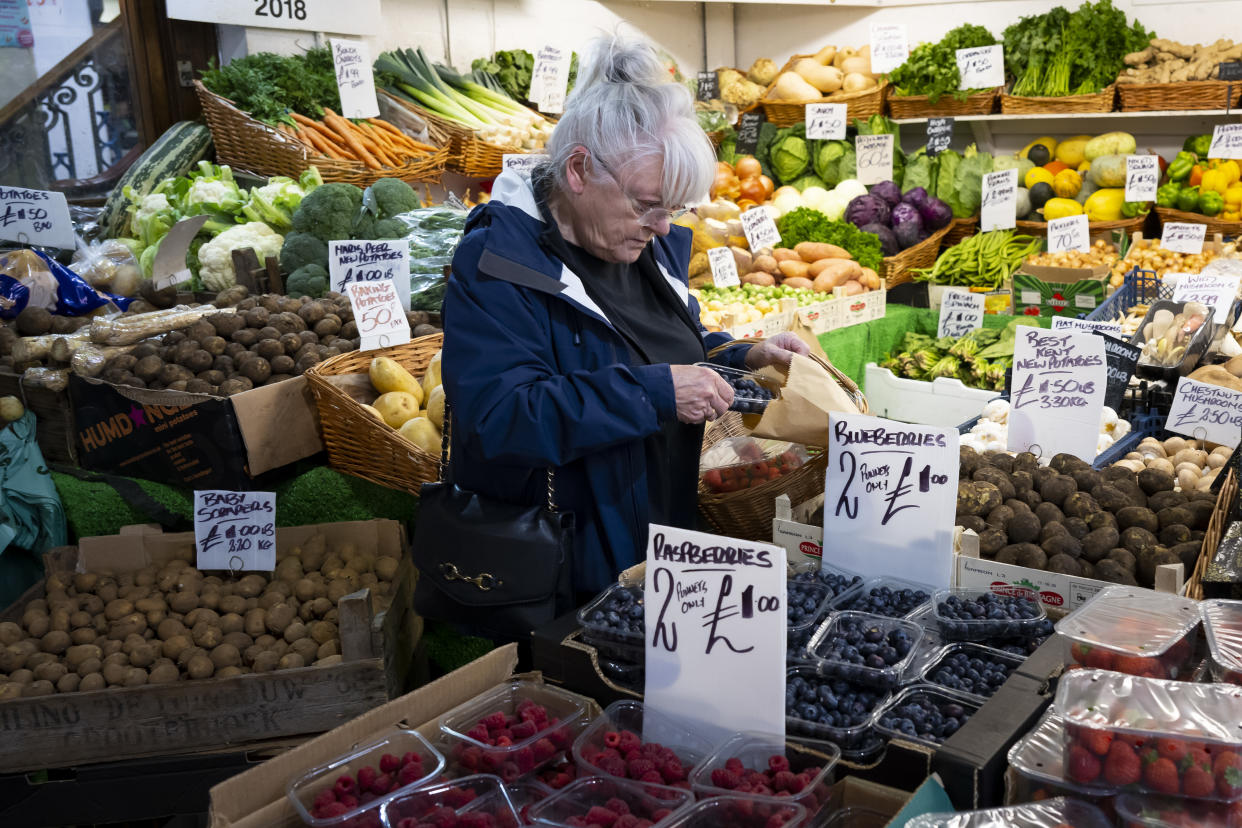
1008, 329, 1106, 462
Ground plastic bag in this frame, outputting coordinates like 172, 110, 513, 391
0, 248, 131, 318
89, 304, 231, 346
70, 238, 142, 297
391, 202, 468, 313
698, 436, 808, 493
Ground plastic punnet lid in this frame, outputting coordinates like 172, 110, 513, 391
805, 611, 923, 690
873, 684, 980, 749
1055, 585, 1200, 657
695, 362, 780, 414
1115, 792, 1242, 827
660, 795, 808, 828
905, 797, 1113, 828
1056, 669, 1242, 752
379, 774, 520, 828
699, 436, 805, 475
1203, 600, 1242, 675
829, 576, 934, 619
1006, 710, 1120, 795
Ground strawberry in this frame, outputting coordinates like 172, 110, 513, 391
1218, 758, 1242, 799
1085, 646, 1116, 670
1183, 763, 1217, 798
1067, 745, 1102, 784
1104, 740, 1142, 787
1156, 738, 1189, 765
1143, 756, 1181, 795
1079, 729, 1114, 756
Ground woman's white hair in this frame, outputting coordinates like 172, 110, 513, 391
535, 35, 714, 209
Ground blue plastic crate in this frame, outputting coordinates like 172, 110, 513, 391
1091, 409, 1168, 469
1087, 267, 1169, 323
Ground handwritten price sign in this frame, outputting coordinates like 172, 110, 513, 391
330, 38, 379, 118
1166, 377, 1242, 447
1125, 155, 1159, 202
956, 45, 1005, 90
1161, 222, 1207, 255
741, 207, 781, 251
1008, 328, 1106, 461
0, 185, 74, 250
937, 289, 985, 338
1172, 271, 1239, 324
1051, 317, 1123, 337
529, 45, 571, 114
805, 103, 847, 141
502, 154, 547, 177
1047, 214, 1090, 254
644, 524, 787, 744
708, 247, 740, 288
330, 239, 411, 310
1095, 332, 1142, 412
869, 23, 909, 74
1210, 124, 1242, 161
346, 279, 411, 351
926, 118, 954, 156
855, 134, 894, 186
981, 169, 1018, 232
194, 490, 276, 571
823, 413, 959, 587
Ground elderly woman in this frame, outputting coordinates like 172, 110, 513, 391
443, 37, 808, 594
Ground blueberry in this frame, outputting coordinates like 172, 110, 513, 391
925, 646, 1017, 698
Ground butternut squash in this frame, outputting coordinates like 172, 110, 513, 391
794, 59, 843, 93
768, 71, 822, 101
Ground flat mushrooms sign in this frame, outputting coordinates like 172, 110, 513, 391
644, 524, 787, 745
194, 490, 276, 571
1008, 328, 1106, 462
823, 413, 959, 588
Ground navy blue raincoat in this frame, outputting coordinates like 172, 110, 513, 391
442, 171, 751, 593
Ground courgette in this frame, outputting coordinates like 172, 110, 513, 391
99, 121, 213, 239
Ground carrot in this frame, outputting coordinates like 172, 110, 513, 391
322, 108, 381, 170
356, 130, 397, 167
361, 122, 408, 161
368, 118, 436, 152
294, 123, 347, 159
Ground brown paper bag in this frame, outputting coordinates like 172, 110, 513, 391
750, 352, 864, 447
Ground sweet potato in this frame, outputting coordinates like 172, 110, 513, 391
795, 242, 850, 262
778, 260, 811, 281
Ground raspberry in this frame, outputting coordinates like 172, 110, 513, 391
380, 753, 401, 774
549, 724, 573, 749
598, 756, 627, 777
500, 761, 522, 782
356, 765, 377, 790
725, 758, 745, 775
334, 774, 357, 795
467, 724, 491, 743
458, 745, 483, 770
626, 757, 656, 778
603, 730, 622, 749
512, 746, 536, 773
768, 754, 791, 774
616, 731, 642, 754
315, 801, 349, 818
459, 813, 495, 828
767, 811, 798, 828
532, 738, 558, 762
369, 772, 392, 796
510, 721, 537, 740
398, 762, 425, 787
614, 817, 641, 828
604, 798, 631, 816
711, 768, 741, 789
585, 805, 620, 826
652, 808, 673, 820
402, 751, 422, 768
480, 711, 508, 730
772, 770, 798, 792
338, 793, 358, 809
639, 770, 664, 784
659, 759, 686, 783
549, 772, 574, 789
444, 786, 478, 808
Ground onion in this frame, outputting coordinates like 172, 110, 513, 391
735, 156, 761, 179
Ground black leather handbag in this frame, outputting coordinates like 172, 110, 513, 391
411, 405, 575, 642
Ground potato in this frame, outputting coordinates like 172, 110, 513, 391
65, 643, 102, 668
283, 621, 308, 644
184, 608, 220, 628
777, 260, 810, 281
56, 672, 81, 693
373, 391, 420, 428
102, 661, 129, 685
148, 662, 179, 684
740, 271, 777, 287
374, 556, 400, 581
184, 654, 213, 680
191, 621, 222, 650
265, 604, 296, 635
23, 610, 49, 639
252, 651, 280, 672
76, 656, 102, 677
24, 679, 55, 697
157, 618, 187, 641
399, 417, 441, 456
278, 653, 306, 670
235, 574, 266, 598
33, 661, 67, 683
168, 591, 199, 614
812, 260, 861, 292
40, 630, 70, 654
210, 643, 241, 670
161, 634, 192, 661
317, 639, 340, 660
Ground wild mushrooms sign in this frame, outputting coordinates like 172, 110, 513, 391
822, 413, 959, 587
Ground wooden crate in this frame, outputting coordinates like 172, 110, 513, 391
0, 519, 421, 773
0, 371, 77, 464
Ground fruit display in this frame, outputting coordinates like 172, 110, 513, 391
661, 796, 806, 828
0, 531, 399, 699
831, 577, 932, 618
880, 323, 1026, 392
785, 665, 890, 747
380, 775, 522, 828
690, 283, 818, 331
908, 798, 1113, 828
438, 681, 588, 780
956, 445, 1215, 586
913, 230, 1043, 290
1110, 436, 1232, 494
1056, 669, 1242, 799
1007, 712, 1119, 807
525, 776, 693, 828
1115, 792, 1242, 827
504, 778, 554, 825
1009, 132, 1145, 223
571, 701, 714, 788
699, 438, 807, 495
932, 588, 1047, 640
1158, 139, 1242, 222
874, 685, 978, 747
924, 642, 1023, 700
906, 603, 1054, 663
787, 567, 865, 657
288, 729, 443, 826
689, 732, 838, 815
804, 611, 922, 689
1199, 600, 1242, 685
1056, 585, 1200, 679
764, 44, 882, 102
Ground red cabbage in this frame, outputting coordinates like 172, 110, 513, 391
845, 194, 890, 229
918, 197, 953, 231
902, 186, 929, 208
893, 208, 925, 249
860, 222, 899, 257
870, 180, 902, 207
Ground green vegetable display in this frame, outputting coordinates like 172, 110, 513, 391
912, 230, 1042, 289
880, 326, 1015, 390
775, 207, 884, 271
1184, 134, 1214, 158
768, 123, 811, 184
200, 48, 340, 124
813, 140, 856, 187
889, 24, 998, 103
470, 49, 579, 102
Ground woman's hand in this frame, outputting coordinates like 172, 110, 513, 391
745, 332, 811, 371
670, 365, 734, 424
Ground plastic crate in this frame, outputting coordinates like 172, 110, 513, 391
1087, 267, 1167, 323
1091, 409, 1167, 469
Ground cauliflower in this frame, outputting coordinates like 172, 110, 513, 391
197, 222, 284, 292
981, 399, 1010, 424
129, 192, 178, 249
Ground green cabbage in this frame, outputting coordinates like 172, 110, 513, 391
768, 124, 810, 184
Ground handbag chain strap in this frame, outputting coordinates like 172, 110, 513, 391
440, 399, 557, 512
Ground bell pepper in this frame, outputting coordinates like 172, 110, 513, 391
1176, 186, 1201, 213
1190, 164, 1205, 188
1166, 151, 1196, 182
1226, 183, 1242, 208
1224, 209, 1242, 222
1184, 134, 1213, 157
1221, 160, 1241, 187
1200, 189, 1225, 217
1121, 200, 1150, 219
1202, 168, 1228, 195
1157, 182, 1183, 208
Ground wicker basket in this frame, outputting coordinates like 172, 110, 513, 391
886, 87, 1000, 119
760, 55, 888, 127
1118, 80, 1241, 112
696, 413, 830, 541
1154, 206, 1242, 237
1187, 466, 1237, 601
304, 334, 443, 495
1015, 215, 1146, 236
943, 216, 979, 247
1000, 85, 1116, 114
382, 91, 534, 178
879, 221, 953, 288
194, 81, 449, 186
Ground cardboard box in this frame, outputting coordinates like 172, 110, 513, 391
794, 299, 842, 335
69, 373, 323, 489
829, 288, 886, 331
1011, 263, 1110, 317
0, 520, 419, 773
772, 493, 825, 566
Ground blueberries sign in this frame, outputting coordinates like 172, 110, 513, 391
823, 413, 960, 588
1008, 328, 1105, 462
194, 490, 276, 571
644, 524, 787, 745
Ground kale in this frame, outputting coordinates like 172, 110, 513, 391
200, 48, 340, 124
888, 24, 997, 103
775, 208, 883, 271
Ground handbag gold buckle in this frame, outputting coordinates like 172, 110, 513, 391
439, 562, 502, 591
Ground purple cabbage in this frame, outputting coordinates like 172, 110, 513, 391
893, 214, 925, 250
918, 197, 953, 231
861, 222, 899, 257
870, 180, 902, 207
902, 186, 929, 208
845, 194, 891, 230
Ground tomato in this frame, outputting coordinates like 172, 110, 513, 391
703, 469, 722, 491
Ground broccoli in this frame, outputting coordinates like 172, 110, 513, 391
366, 178, 420, 219
280, 231, 329, 274
352, 214, 409, 241
287, 263, 329, 298
290, 182, 364, 243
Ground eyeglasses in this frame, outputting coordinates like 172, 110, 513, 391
589, 151, 688, 226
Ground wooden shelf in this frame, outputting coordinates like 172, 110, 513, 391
891, 109, 1241, 125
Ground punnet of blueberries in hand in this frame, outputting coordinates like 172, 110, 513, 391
785, 671, 888, 746
810, 612, 918, 688
838, 582, 931, 618
877, 690, 974, 745
934, 591, 1044, 640
926, 646, 1019, 699
724, 376, 775, 414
